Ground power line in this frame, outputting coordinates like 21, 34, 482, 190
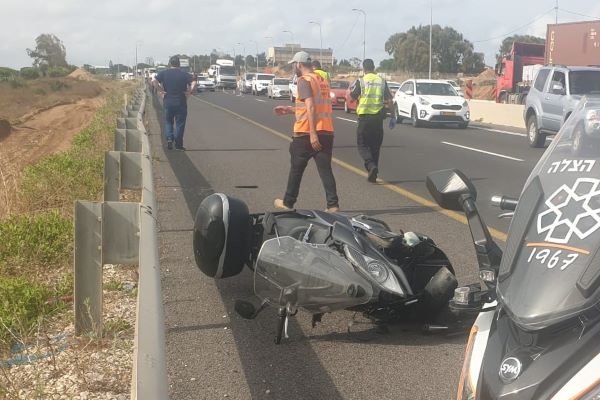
473, 7, 555, 43
559, 8, 600, 20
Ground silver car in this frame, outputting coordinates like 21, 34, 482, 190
268, 78, 290, 99
524, 66, 600, 147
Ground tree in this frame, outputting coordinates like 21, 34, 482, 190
26, 34, 68, 75
384, 25, 485, 74
378, 59, 396, 71
349, 57, 362, 69
496, 35, 545, 63
338, 59, 352, 67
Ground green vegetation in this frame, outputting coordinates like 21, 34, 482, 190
20, 67, 40, 80
47, 66, 71, 78
103, 318, 132, 338
0, 67, 17, 80
0, 93, 125, 350
0, 210, 72, 274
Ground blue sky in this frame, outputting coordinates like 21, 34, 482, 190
1, 0, 599, 69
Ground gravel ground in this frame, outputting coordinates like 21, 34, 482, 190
0, 264, 138, 400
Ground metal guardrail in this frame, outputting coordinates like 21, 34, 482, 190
73, 86, 168, 399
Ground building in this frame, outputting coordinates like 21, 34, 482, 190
267, 44, 333, 67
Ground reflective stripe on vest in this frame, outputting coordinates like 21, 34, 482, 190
356, 73, 384, 115
294, 73, 334, 134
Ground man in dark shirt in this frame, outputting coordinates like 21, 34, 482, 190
155, 56, 195, 150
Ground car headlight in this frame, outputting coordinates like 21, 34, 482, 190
330, 92, 336, 98
463, 100, 468, 107
419, 97, 430, 106
457, 325, 479, 400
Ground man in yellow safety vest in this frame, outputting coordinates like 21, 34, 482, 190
349, 59, 395, 182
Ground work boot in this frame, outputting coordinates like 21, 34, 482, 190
367, 166, 378, 183
274, 199, 292, 210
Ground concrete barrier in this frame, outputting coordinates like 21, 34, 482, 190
468, 100, 525, 129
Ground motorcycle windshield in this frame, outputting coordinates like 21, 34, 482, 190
498, 96, 600, 330
254, 236, 373, 314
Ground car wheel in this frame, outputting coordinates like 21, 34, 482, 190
411, 106, 422, 127
395, 104, 403, 123
499, 92, 508, 104
527, 114, 545, 148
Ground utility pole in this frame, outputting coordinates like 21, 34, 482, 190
309, 21, 322, 64
429, 0, 433, 79
555, 0, 558, 24
352, 9, 366, 61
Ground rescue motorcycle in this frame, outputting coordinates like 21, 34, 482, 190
428, 96, 600, 399
192, 176, 496, 344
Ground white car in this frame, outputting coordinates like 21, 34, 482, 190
289, 75, 298, 102
196, 76, 215, 92
241, 73, 255, 94
252, 73, 275, 95
267, 78, 290, 99
393, 79, 470, 128
445, 80, 464, 97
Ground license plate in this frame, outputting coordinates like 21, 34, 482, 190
441, 111, 456, 116
338, 98, 345, 103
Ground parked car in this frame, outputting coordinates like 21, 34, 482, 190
252, 73, 275, 95
393, 79, 470, 128
241, 73, 255, 94
329, 80, 350, 109
445, 80, 464, 97
267, 78, 291, 99
387, 81, 402, 96
196, 76, 216, 92
524, 65, 600, 147
289, 75, 298, 102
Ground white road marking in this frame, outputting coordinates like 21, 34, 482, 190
472, 126, 527, 137
255, 99, 266, 102
442, 141, 524, 162
336, 117, 357, 123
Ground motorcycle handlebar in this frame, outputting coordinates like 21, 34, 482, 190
491, 195, 518, 211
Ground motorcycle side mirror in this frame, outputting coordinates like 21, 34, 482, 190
426, 169, 477, 211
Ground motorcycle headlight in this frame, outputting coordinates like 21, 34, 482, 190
419, 97, 430, 106
367, 261, 389, 284
343, 246, 404, 296
457, 325, 479, 400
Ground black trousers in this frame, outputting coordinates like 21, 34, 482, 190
356, 112, 385, 171
284, 134, 339, 208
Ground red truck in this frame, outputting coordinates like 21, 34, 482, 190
495, 42, 545, 104
546, 20, 600, 66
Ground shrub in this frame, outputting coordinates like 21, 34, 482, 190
8, 77, 25, 88
0, 275, 66, 347
20, 67, 40, 80
0, 210, 72, 273
47, 66, 71, 78
49, 80, 69, 91
33, 87, 47, 96
0, 67, 17, 80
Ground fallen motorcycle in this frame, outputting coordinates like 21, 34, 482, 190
192, 172, 498, 343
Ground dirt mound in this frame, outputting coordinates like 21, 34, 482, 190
68, 68, 94, 81
472, 68, 496, 85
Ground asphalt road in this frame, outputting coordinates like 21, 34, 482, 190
147, 90, 548, 400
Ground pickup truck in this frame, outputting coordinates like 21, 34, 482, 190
524, 65, 600, 147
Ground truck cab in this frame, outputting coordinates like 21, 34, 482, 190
208, 59, 237, 89
495, 42, 545, 104
524, 65, 600, 147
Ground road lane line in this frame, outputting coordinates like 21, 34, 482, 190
336, 117, 357, 123
472, 126, 527, 137
442, 141, 524, 162
255, 99, 266, 102
191, 96, 508, 242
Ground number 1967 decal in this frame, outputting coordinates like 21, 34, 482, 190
527, 247, 579, 270
547, 159, 595, 174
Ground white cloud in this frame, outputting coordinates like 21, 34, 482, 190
0, 0, 597, 69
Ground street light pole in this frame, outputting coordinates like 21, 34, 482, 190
283, 30, 295, 61
352, 9, 366, 61
309, 21, 322, 64
264, 36, 274, 67
250, 40, 259, 71
134, 40, 142, 78
429, 0, 432, 79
